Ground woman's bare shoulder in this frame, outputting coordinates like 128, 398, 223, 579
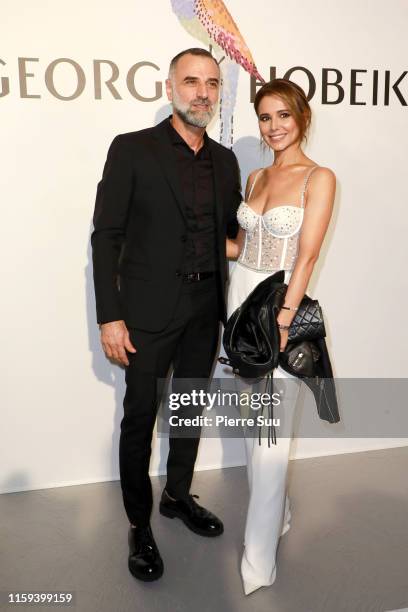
311, 165, 336, 183
305, 166, 337, 213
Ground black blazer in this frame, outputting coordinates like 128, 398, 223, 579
91, 118, 242, 332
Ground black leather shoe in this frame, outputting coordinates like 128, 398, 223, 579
159, 490, 224, 537
128, 524, 164, 581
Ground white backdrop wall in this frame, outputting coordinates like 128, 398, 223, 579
1, 0, 407, 494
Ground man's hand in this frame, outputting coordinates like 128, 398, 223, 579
100, 320, 136, 366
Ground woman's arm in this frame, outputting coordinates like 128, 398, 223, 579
226, 169, 260, 260
226, 227, 244, 259
277, 167, 336, 350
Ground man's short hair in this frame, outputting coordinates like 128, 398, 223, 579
168, 48, 219, 79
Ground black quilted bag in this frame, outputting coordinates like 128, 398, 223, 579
287, 296, 326, 342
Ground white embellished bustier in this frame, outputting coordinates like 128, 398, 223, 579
237, 166, 318, 272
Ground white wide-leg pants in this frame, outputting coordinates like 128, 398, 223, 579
240, 366, 300, 593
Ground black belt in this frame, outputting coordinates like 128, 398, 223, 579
182, 271, 215, 283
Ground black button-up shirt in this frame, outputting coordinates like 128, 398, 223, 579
167, 117, 218, 274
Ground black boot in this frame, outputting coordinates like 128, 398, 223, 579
159, 490, 224, 537
128, 524, 164, 581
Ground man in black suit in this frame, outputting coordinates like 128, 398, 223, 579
91, 48, 241, 581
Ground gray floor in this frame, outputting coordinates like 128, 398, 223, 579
1, 447, 408, 612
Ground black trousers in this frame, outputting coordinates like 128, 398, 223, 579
119, 277, 221, 526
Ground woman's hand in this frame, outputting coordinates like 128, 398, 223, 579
226, 228, 244, 259
276, 310, 292, 352
226, 238, 240, 259
278, 327, 289, 352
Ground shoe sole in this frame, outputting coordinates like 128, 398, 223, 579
159, 504, 224, 537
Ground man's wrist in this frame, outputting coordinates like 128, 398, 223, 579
99, 319, 124, 328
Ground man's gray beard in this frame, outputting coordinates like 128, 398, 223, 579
175, 107, 211, 128
173, 93, 216, 128
173, 102, 215, 128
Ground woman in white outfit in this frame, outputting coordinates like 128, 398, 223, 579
226, 79, 336, 595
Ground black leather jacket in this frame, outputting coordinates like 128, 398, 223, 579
279, 337, 340, 424
222, 269, 340, 426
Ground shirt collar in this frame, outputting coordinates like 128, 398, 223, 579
166, 115, 209, 151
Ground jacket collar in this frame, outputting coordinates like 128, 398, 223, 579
150, 118, 188, 222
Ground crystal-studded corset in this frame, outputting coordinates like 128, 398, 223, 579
237, 165, 319, 272
237, 203, 304, 271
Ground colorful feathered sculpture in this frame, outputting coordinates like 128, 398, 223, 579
170, 0, 265, 147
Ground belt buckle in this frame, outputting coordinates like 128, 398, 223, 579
187, 272, 200, 282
